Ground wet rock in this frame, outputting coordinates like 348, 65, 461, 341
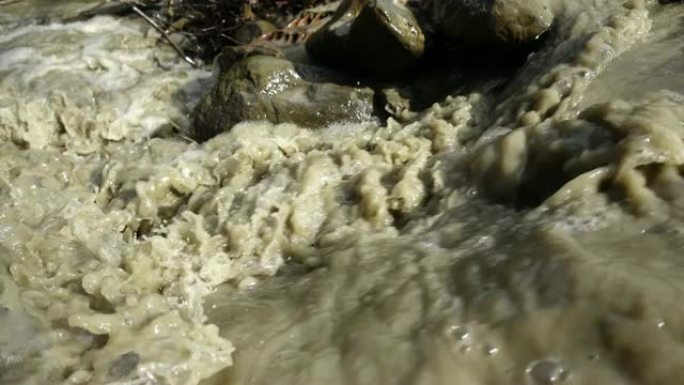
213, 45, 282, 74
108, 351, 140, 378
192, 55, 375, 141
430, 0, 553, 46
306, 0, 425, 79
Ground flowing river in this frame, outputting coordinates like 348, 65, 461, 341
0, 1, 683, 385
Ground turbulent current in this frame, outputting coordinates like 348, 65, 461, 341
0, 1, 683, 385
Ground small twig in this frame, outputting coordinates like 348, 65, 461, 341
0, 0, 24, 5
119, 0, 200, 67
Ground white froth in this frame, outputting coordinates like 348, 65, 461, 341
0, 16, 211, 151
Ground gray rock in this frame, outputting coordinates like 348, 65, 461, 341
108, 351, 140, 379
306, 0, 425, 79
192, 55, 375, 141
430, 0, 553, 45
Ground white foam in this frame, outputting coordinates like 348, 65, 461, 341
0, 16, 212, 150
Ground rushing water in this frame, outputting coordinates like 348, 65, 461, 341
0, 1, 684, 385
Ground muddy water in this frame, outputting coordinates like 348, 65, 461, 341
581, 4, 684, 106
0, 1, 683, 385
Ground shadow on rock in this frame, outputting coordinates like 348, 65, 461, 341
191, 54, 377, 142
190, 0, 556, 142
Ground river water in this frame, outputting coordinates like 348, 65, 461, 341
0, 1, 683, 385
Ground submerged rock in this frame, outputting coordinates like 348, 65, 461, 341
192, 55, 375, 141
306, 0, 425, 79
430, 0, 553, 46
108, 351, 140, 379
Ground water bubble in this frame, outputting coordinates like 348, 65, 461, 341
483, 344, 499, 356
657, 320, 666, 329
446, 325, 472, 353
448, 325, 470, 341
527, 359, 568, 384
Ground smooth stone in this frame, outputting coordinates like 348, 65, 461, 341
430, 0, 553, 46
192, 55, 375, 141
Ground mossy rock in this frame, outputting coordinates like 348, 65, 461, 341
192, 55, 375, 141
430, 0, 553, 45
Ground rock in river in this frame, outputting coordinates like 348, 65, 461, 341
306, 0, 425, 80
191, 55, 375, 141
430, 0, 554, 46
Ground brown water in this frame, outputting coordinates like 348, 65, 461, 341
581, 4, 684, 106
0, 1, 683, 385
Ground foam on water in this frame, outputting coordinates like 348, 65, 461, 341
0, 15, 211, 151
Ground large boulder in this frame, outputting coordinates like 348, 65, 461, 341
430, 0, 554, 46
305, 0, 425, 80
191, 55, 375, 141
